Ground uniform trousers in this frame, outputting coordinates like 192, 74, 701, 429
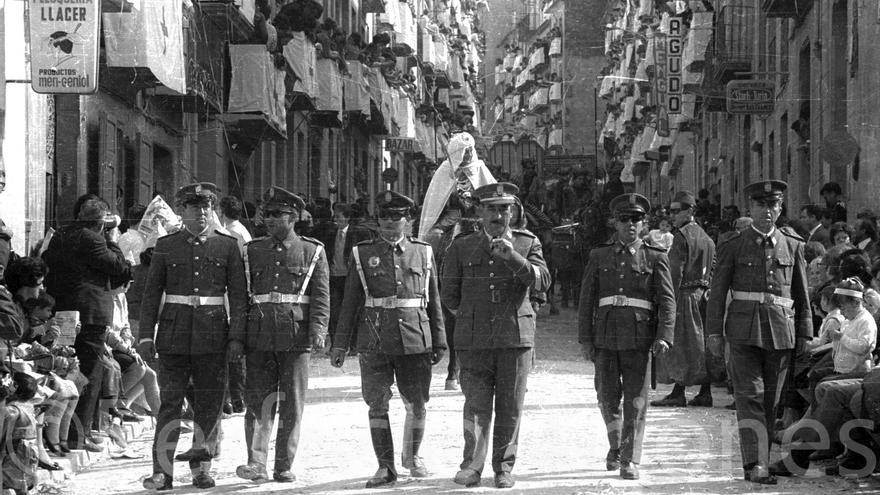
458, 348, 531, 474
69, 324, 109, 447
152, 353, 226, 476
594, 348, 650, 464
328, 276, 348, 347
727, 343, 790, 468
243, 351, 309, 472
443, 306, 459, 381
360, 352, 432, 472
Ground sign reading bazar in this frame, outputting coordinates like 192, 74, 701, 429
726, 80, 776, 115
28, 0, 100, 94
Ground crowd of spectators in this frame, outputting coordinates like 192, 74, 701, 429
638, 181, 880, 477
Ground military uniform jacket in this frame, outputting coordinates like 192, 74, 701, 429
670, 221, 715, 291
245, 234, 330, 351
440, 229, 551, 349
139, 229, 248, 355
578, 239, 676, 350
706, 226, 812, 350
335, 236, 446, 355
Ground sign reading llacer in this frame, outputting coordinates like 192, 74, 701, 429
28, 0, 100, 94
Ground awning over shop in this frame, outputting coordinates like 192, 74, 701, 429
283, 32, 317, 97
226, 44, 287, 136
102, 0, 185, 93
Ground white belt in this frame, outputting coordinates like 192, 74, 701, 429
252, 292, 310, 304
598, 295, 652, 310
364, 296, 424, 309
730, 290, 794, 309
165, 295, 225, 307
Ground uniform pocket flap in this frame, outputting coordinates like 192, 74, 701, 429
409, 267, 424, 275
775, 255, 794, 266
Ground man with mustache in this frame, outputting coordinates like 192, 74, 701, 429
706, 180, 811, 485
330, 190, 446, 488
441, 182, 551, 489
578, 193, 676, 480
138, 183, 248, 491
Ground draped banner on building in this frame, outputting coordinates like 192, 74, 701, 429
102, 0, 185, 94
28, 0, 101, 93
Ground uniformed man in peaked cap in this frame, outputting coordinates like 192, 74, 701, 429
652, 190, 718, 407
706, 180, 811, 485
235, 187, 329, 483
578, 192, 676, 481
139, 182, 248, 491
441, 182, 551, 489
330, 190, 446, 488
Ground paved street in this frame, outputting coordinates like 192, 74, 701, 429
66, 306, 879, 494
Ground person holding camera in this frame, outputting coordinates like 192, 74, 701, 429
42, 194, 132, 452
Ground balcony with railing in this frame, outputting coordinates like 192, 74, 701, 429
707, 3, 753, 85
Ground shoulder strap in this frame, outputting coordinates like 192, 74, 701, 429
297, 244, 324, 297
424, 245, 433, 305
351, 246, 372, 299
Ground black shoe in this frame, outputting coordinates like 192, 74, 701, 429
222, 402, 233, 415
232, 400, 246, 415
494, 472, 515, 488
83, 438, 103, 452
58, 441, 71, 454
605, 449, 621, 471
453, 468, 481, 487
45, 442, 66, 457
809, 444, 844, 461
38, 458, 63, 471
143, 473, 173, 491
827, 451, 874, 476
365, 467, 396, 488
620, 461, 639, 480
192, 472, 216, 489
687, 394, 713, 407
744, 464, 777, 484
650, 394, 687, 407
236, 463, 268, 481
725, 401, 737, 410
273, 470, 296, 482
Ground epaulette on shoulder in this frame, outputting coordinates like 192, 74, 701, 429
643, 243, 666, 253
214, 229, 238, 241
717, 230, 742, 246
780, 226, 804, 242
245, 235, 269, 246
453, 230, 476, 240
512, 228, 536, 239
409, 237, 430, 246
301, 235, 324, 246
158, 230, 182, 241
356, 238, 376, 246
599, 239, 615, 246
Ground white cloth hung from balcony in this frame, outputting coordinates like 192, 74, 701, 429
284, 32, 318, 97
316, 59, 343, 116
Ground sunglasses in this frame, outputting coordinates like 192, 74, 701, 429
378, 211, 406, 221
616, 214, 644, 224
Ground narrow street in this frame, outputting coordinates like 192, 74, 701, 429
67, 306, 879, 494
